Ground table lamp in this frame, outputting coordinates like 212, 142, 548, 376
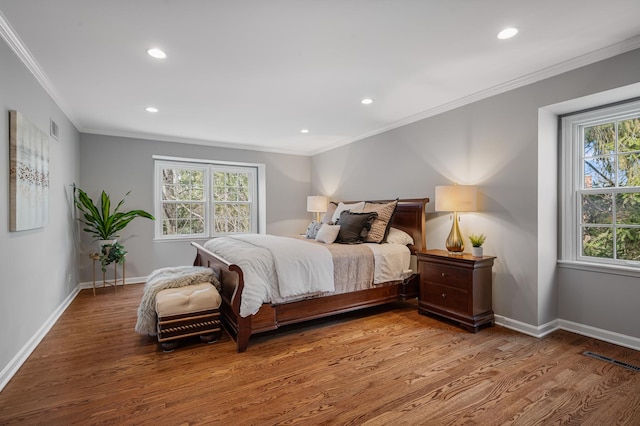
307, 195, 328, 222
435, 185, 477, 254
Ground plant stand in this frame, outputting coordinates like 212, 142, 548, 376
90, 253, 125, 296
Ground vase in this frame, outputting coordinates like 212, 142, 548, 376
471, 246, 483, 257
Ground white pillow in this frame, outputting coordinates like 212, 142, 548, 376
331, 201, 365, 223
315, 224, 341, 244
386, 227, 414, 246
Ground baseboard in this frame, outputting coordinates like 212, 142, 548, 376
495, 315, 640, 351
557, 319, 640, 351
0, 285, 81, 392
494, 315, 560, 338
78, 275, 146, 289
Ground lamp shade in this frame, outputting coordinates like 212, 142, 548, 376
307, 195, 328, 213
435, 185, 477, 212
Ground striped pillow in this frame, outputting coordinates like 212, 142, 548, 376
362, 199, 398, 243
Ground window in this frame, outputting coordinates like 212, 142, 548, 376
154, 157, 265, 240
561, 100, 640, 267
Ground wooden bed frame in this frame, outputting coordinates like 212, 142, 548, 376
191, 198, 429, 352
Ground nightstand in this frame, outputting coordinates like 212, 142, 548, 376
417, 249, 496, 332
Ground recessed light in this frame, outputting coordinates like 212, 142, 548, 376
497, 27, 518, 40
361, 98, 373, 105
145, 107, 159, 113
147, 48, 167, 59
300, 129, 309, 134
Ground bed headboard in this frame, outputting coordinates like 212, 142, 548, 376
342, 197, 429, 254
389, 198, 429, 254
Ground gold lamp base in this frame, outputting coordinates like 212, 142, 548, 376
445, 212, 464, 254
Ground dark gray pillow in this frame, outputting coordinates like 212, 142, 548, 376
335, 211, 378, 243
305, 221, 323, 239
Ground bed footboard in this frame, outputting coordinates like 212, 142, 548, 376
191, 242, 251, 352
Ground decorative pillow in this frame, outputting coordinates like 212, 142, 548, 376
305, 221, 323, 239
362, 199, 398, 243
386, 227, 414, 246
315, 223, 341, 244
335, 211, 378, 244
321, 201, 338, 223
331, 201, 365, 223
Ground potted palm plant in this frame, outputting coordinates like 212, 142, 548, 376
468, 233, 486, 257
74, 186, 155, 250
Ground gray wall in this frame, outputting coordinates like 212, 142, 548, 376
312, 48, 640, 336
77, 134, 311, 282
0, 39, 81, 376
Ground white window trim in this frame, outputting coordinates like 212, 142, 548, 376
153, 155, 266, 241
560, 99, 640, 274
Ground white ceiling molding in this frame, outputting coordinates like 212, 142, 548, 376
82, 127, 310, 157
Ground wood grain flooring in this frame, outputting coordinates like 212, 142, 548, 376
1, 283, 639, 425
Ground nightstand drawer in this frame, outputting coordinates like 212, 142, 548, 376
422, 283, 468, 313
421, 265, 468, 289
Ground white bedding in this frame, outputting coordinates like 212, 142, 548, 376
364, 242, 411, 284
204, 235, 412, 317
204, 235, 333, 317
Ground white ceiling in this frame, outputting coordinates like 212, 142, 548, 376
1, 1, 640, 156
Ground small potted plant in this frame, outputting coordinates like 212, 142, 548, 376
100, 241, 127, 272
468, 233, 486, 257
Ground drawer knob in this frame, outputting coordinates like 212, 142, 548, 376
441, 272, 446, 277
441, 293, 446, 299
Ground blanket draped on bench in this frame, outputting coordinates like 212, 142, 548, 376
135, 266, 219, 336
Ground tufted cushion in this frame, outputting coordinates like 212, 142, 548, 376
156, 282, 222, 317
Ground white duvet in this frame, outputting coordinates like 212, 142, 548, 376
204, 234, 334, 317
365, 242, 411, 283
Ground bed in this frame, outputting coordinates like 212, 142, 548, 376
191, 197, 429, 352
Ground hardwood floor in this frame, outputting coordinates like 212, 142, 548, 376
1, 283, 639, 425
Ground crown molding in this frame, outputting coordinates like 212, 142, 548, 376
0, 11, 79, 128
311, 35, 640, 156
82, 128, 313, 157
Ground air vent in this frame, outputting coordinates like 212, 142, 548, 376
50, 118, 59, 140
583, 351, 640, 372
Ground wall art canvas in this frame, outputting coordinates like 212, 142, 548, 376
9, 110, 49, 231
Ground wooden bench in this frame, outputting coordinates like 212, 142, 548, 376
155, 282, 222, 351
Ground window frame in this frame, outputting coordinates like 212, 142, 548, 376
560, 99, 640, 269
210, 164, 257, 235
153, 155, 266, 241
